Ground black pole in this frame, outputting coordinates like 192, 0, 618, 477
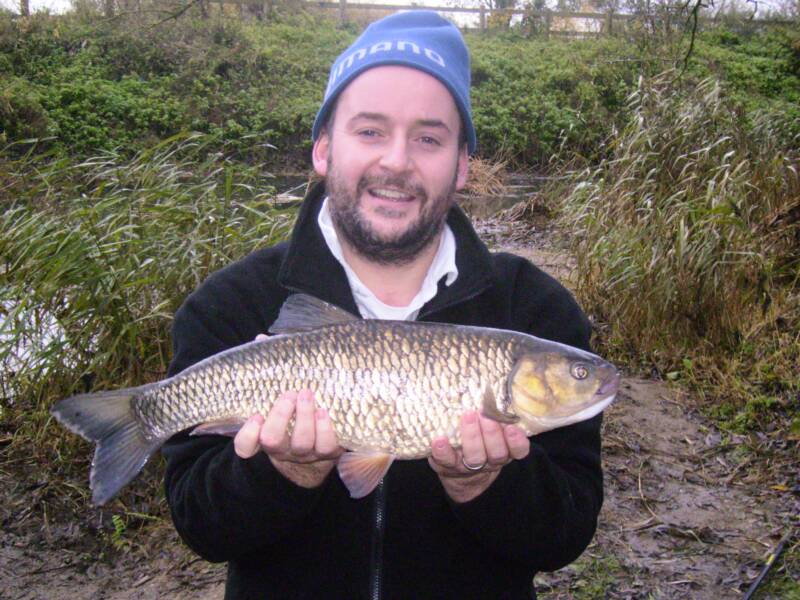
742, 531, 793, 600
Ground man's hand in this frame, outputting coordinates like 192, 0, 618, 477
234, 389, 343, 489
428, 410, 530, 503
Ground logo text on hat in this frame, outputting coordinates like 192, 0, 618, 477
326, 40, 446, 96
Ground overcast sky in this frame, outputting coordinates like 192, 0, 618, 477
9, 0, 69, 11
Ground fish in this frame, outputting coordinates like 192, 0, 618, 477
51, 293, 620, 505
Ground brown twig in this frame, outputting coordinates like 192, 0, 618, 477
680, 0, 707, 76
149, 0, 205, 28
637, 458, 661, 522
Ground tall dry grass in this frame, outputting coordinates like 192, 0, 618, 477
560, 74, 799, 426
0, 134, 296, 505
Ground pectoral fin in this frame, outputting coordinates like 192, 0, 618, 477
337, 451, 395, 499
480, 384, 520, 424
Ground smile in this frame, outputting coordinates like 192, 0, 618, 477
369, 187, 415, 201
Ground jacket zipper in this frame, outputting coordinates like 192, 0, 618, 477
369, 479, 387, 600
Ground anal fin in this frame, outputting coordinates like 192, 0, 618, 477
191, 417, 248, 437
337, 451, 394, 499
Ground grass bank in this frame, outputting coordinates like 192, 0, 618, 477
2, 9, 798, 168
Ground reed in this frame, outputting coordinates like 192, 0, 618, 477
0, 133, 296, 503
559, 73, 799, 422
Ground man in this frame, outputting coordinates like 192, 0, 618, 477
163, 11, 603, 599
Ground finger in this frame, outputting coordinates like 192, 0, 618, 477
289, 389, 316, 456
479, 416, 509, 465
314, 407, 341, 458
260, 391, 297, 453
254, 333, 268, 342
504, 425, 531, 460
234, 414, 265, 459
429, 436, 458, 470
459, 411, 487, 468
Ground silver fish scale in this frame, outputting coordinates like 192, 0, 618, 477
133, 321, 524, 458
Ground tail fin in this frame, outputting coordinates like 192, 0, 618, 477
51, 385, 162, 505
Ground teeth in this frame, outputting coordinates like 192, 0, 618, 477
371, 188, 410, 200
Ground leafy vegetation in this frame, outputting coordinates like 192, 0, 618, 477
1, 9, 797, 167
692, 26, 800, 143
0, 10, 350, 163
468, 33, 638, 163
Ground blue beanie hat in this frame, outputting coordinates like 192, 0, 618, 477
312, 11, 476, 154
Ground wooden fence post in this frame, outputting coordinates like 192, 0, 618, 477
339, 0, 347, 24
606, 11, 613, 35
479, 5, 486, 30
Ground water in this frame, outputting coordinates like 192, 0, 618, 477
0, 299, 76, 403
459, 173, 544, 219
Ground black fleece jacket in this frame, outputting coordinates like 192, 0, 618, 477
162, 182, 603, 600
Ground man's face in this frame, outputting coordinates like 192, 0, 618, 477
312, 66, 469, 265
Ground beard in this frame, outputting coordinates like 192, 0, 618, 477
325, 162, 458, 266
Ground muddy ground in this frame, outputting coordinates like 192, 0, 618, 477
1, 209, 797, 599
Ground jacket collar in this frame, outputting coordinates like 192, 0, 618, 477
277, 181, 494, 319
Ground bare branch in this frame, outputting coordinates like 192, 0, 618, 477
151, 0, 205, 26
680, 0, 709, 76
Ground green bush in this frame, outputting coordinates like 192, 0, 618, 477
694, 32, 800, 99
39, 75, 187, 152
0, 76, 49, 142
690, 26, 800, 142
0, 11, 93, 83
168, 17, 350, 160
468, 33, 637, 163
89, 28, 191, 80
1, 11, 798, 167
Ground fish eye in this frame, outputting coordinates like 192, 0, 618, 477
570, 363, 590, 380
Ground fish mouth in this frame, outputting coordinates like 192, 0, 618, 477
595, 370, 621, 398
526, 391, 617, 430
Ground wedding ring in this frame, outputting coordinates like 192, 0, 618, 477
461, 457, 487, 472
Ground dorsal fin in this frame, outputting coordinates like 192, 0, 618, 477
269, 294, 359, 334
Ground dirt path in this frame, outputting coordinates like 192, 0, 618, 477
2, 213, 797, 599
540, 378, 797, 598
486, 216, 798, 598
